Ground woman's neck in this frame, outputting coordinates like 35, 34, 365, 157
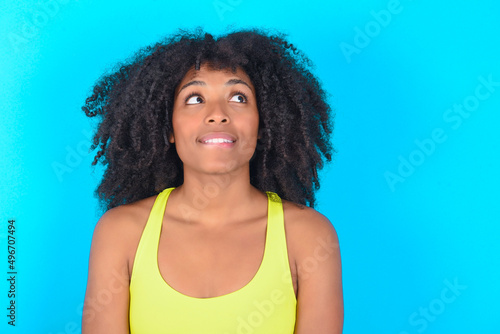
170, 170, 266, 228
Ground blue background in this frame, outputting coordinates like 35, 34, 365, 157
1, 0, 499, 333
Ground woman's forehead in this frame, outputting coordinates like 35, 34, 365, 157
175, 65, 254, 94
182, 64, 249, 81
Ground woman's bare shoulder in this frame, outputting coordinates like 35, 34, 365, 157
282, 199, 337, 234
94, 196, 156, 235
282, 199, 343, 332
282, 199, 339, 261
90, 195, 158, 259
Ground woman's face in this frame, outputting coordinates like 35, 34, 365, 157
170, 65, 259, 176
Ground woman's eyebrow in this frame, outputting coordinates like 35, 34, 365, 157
178, 80, 206, 94
177, 78, 253, 96
224, 79, 252, 90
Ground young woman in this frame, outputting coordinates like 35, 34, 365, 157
82, 29, 343, 333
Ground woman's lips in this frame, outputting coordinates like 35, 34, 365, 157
198, 133, 237, 147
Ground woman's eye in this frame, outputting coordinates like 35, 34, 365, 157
229, 94, 247, 103
186, 95, 204, 105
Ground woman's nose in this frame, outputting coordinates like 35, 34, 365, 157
205, 103, 230, 124
206, 115, 229, 124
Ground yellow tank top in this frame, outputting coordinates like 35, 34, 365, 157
129, 187, 297, 333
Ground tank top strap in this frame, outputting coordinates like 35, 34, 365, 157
131, 187, 174, 275
262, 191, 294, 287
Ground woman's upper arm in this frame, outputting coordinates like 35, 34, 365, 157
82, 208, 135, 334
292, 210, 343, 334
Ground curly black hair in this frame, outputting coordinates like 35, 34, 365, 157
82, 28, 334, 210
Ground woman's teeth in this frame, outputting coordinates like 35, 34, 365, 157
204, 138, 234, 143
